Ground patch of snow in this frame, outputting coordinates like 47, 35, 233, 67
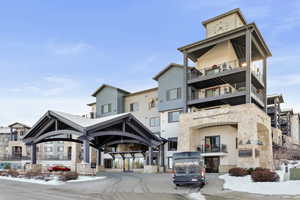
67, 176, 106, 183
0, 175, 106, 185
188, 192, 206, 200
220, 174, 300, 195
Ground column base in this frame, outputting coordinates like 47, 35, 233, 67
96, 165, 105, 172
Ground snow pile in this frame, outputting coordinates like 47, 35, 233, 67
220, 174, 300, 195
0, 176, 106, 185
188, 192, 206, 200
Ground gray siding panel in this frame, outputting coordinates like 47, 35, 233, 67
158, 66, 185, 112
96, 87, 118, 118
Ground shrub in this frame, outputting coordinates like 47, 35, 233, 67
246, 168, 254, 175
59, 171, 78, 182
251, 170, 279, 182
4, 164, 11, 170
254, 167, 270, 172
228, 168, 248, 177
25, 169, 42, 179
7, 169, 19, 177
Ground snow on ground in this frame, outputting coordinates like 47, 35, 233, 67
0, 176, 106, 185
220, 174, 300, 195
188, 192, 206, 200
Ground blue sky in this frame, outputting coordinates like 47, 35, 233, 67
1, 0, 300, 126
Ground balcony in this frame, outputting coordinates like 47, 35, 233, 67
188, 83, 246, 108
197, 144, 228, 156
188, 60, 265, 90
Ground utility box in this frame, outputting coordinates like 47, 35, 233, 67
290, 168, 300, 180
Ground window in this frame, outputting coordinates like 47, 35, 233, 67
101, 104, 112, 114
45, 147, 53, 152
168, 137, 178, 151
205, 136, 220, 153
149, 117, 160, 127
57, 146, 64, 152
168, 110, 182, 123
205, 87, 220, 97
166, 88, 181, 101
130, 103, 139, 112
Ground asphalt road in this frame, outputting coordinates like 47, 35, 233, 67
0, 172, 200, 200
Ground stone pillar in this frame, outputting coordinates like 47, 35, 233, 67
83, 139, 90, 163
31, 143, 37, 164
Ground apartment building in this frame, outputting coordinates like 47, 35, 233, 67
87, 9, 282, 172
0, 127, 10, 158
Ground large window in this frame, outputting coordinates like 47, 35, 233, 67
129, 103, 139, 112
205, 136, 220, 153
101, 103, 112, 114
166, 88, 181, 101
168, 110, 182, 123
149, 117, 160, 127
168, 137, 178, 151
205, 87, 220, 97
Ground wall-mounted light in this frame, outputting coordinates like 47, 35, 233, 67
241, 62, 247, 67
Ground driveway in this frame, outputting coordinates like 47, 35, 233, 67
0, 172, 200, 200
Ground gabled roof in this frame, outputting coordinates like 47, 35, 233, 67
91, 84, 130, 97
153, 63, 188, 81
202, 8, 247, 27
125, 87, 158, 97
8, 122, 31, 129
87, 102, 96, 106
23, 110, 162, 145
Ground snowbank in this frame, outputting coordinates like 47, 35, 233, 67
220, 174, 300, 195
0, 176, 106, 185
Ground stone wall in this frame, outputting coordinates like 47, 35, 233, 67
179, 104, 274, 170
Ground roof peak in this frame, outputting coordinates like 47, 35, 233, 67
202, 8, 247, 26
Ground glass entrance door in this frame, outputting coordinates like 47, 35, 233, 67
204, 157, 220, 173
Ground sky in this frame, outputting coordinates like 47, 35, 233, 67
0, 0, 300, 126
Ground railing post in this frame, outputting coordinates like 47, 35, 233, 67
183, 53, 188, 113
245, 29, 252, 104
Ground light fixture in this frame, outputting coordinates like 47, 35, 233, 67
241, 62, 247, 67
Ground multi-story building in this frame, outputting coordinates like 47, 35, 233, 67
87, 9, 280, 172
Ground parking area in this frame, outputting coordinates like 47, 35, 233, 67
1, 172, 300, 200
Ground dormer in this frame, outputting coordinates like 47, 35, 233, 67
202, 8, 247, 38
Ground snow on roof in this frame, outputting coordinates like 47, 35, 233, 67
0, 127, 10, 134
50, 110, 130, 128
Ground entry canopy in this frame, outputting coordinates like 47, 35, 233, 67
23, 110, 163, 149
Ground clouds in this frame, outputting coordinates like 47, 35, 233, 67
48, 41, 94, 55
8, 76, 80, 97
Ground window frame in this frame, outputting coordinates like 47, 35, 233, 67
149, 117, 160, 127
168, 110, 182, 123
166, 88, 182, 101
129, 102, 139, 112
101, 103, 112, 114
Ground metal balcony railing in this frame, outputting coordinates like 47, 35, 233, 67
197, 144, 228, 153
189, 82, 246, 101
0, 154, 31, 161
188, 60, 241, 80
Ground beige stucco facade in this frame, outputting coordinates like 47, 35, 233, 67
205, 12, 245, 38
124, 88, 160, 133
179, 104, 274, 172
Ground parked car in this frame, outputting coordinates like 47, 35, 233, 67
48, 166, 71, 172
172, 151, 206, 188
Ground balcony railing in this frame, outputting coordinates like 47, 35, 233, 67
189, 82, 246, 101
0, 155, 31, 161
188, 60, 241, 80
197, 144, 228, 153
